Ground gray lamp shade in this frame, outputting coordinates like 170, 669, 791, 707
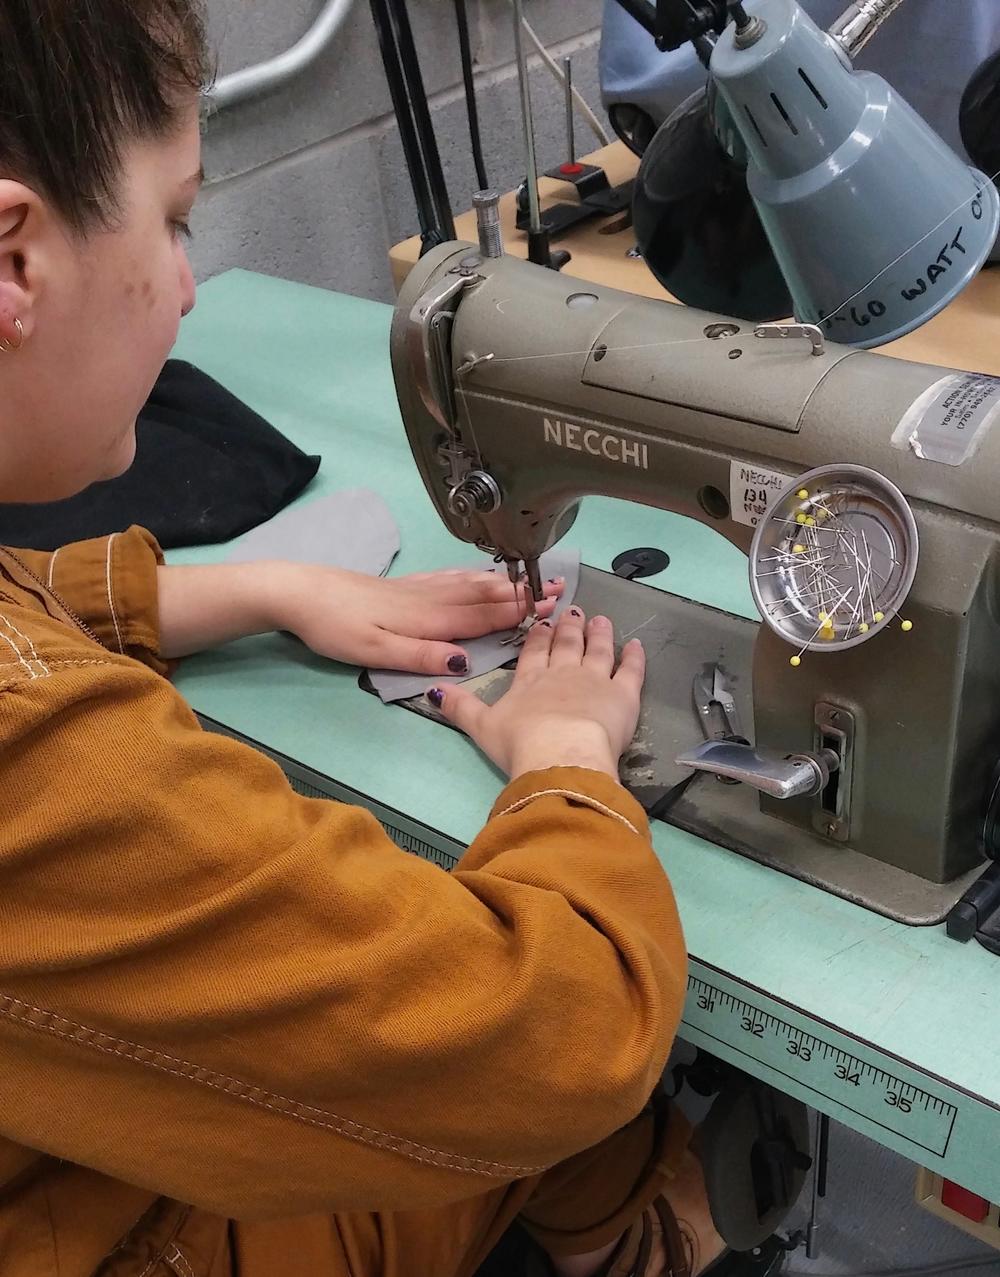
710, 0, 1000, 349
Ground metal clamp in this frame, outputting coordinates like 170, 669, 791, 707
754, 323, 826, 357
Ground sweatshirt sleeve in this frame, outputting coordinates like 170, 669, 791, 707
5, 527, 163, 666
0, 651, 686, 1220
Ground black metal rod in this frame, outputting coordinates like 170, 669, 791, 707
369, 0, 438, 245
453, 0, 488, 191
817, 1113, 831, 1198
384, 0, 456, 242
369, 0, 455, 250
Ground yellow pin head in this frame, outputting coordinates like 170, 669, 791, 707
859, 622, 870, 633
817, 509, 829, 521
874, 611, 885, 623
805, 516, 816, 527
821, 627, 835, 641
790, 655, 802, 667
796, 512, 807, 525
818, 611, 830, 623
901, 619, 913, 633
797, 489, 809, 500
793, 544, 805, 554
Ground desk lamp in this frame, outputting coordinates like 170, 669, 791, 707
633, 0, 1000, 344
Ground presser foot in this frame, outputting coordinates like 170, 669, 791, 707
499, 613, 542, 648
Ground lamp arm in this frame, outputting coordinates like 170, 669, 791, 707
830, 0, 909, 56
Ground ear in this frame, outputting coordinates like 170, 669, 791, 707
0, 180, 48, 347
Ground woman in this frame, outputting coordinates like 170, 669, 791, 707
0, 3, 718, 1275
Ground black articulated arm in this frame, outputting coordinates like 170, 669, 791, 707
610, 0, 730, 50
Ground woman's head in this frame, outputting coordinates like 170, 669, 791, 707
0, 1, 208, 501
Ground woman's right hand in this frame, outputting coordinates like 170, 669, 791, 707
429, 608, 645, 781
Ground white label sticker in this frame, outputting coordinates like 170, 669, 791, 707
729, 461, 790, 528
892, 373, 1000, 465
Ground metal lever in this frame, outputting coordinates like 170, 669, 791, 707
675, 740, 839, 801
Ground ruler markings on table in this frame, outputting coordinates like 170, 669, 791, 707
682, 972, 957, 1158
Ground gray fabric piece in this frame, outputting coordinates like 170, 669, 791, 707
224, 489, 400, 577
368, 548, 582, 703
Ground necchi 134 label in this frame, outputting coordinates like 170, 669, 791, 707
729, 461, 790, 528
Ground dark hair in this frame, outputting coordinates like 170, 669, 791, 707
0, 0, 208, 231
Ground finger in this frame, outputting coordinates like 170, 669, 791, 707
417, 595, 558, 641
549, 606, 586, 668
369, 630, 473, 677
612, 638, 647, 695
581, 615, 615, 676
512, 618, 554, 681
428, 683, 487, 739
404, 573, 564, 606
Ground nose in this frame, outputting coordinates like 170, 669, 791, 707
178, 244, 197, 318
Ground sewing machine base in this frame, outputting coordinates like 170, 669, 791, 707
402, 567, 985, 925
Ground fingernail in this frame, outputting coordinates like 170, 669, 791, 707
539, 620, 552, 628
548, 577, 564, 584
427, 688, 445, 708
447, 654, 469, 675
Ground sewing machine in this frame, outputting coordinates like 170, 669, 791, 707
391, 242, 1000, 924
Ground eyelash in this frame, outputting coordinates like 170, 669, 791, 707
171, 219, 193, 241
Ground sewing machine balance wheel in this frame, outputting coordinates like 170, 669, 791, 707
749, 464, 919, 662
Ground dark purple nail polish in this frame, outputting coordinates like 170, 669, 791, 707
427, 688, 445, 708
447, 654, 469, 675
539, 620, 552, 628
569, 608, 583, 618
548, 577, 561, 584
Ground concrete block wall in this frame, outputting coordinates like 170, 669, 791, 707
191, 0, 609, 301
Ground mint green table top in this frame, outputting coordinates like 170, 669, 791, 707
171, 270, 1000, 1200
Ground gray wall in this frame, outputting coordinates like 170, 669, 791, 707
191, 0, 607, 301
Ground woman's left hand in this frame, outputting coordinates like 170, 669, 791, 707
281, 565, 563, 675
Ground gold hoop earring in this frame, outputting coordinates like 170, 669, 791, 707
0, 319, 24, 354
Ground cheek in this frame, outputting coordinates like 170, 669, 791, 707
128, 267, 183, 355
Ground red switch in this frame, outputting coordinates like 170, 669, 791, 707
941, 1179, 990, 1223
559, 162, 584, 176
